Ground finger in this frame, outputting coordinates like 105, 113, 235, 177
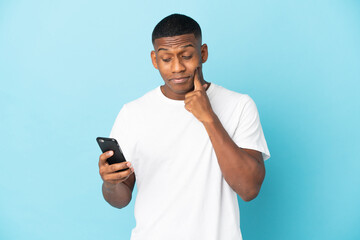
193, 67, 203, 91
115, 167, 134, 180
107, 161, 132, 173
105, 167, 134, 182
184, 96, 194, 105
184, 91, 196, 101
196, 67, 208, 90
99, 151, 113, 166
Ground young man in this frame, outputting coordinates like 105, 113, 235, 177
98, 14, 270, 240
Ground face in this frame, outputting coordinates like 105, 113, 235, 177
151, 33, 208, 100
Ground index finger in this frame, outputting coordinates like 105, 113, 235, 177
99, 150, 113, 166
193, 67, 203, 91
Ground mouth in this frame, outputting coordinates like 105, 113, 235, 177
169, 76, 190, 84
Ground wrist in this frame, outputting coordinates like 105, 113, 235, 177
201, 111, 218, 125
103, 181, 118, 191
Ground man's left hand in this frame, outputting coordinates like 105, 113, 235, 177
184, 67, 215, 123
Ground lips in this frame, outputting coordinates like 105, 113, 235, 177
169, 76, 190, 84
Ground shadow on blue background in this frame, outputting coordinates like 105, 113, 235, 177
1, 0, 359, 239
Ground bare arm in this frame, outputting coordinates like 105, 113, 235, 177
202, 116, 265, 201
185, 68, 265, 201
99, 151, 136, 208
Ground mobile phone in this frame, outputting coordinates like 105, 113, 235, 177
96, 137, 127, 168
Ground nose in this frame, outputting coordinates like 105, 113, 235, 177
171, 57, 186, 73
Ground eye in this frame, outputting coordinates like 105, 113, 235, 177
162, 58, 171, 62
182, 55, 192, 60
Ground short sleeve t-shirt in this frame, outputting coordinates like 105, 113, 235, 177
110, 83, 270, 240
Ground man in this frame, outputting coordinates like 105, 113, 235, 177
98, 14, 270, 240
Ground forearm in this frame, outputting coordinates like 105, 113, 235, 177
102, 181, 132, 208
202, 114, 265, 201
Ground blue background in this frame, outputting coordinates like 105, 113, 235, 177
1, 0, 359, 239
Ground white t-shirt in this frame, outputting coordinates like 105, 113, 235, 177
110, 83, 270, 240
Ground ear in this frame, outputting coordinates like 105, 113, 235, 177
200, 44, 208, 63
151, 51, 158, 69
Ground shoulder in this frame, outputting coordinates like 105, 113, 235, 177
122, 87, 159, 113
209, 83, 254, 109
111, 87, 159, 133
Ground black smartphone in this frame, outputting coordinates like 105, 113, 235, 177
96, 137, 128, 169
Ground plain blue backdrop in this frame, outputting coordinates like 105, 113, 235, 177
1, 0, 359, 239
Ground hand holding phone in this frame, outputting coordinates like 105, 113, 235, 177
97, 137, 134, 185
97, 137, 126, 165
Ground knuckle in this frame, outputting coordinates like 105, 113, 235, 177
118, 165, 124, 171
99, 166, 106, 175
99, 153, 106, 161
110, 165, 117, 172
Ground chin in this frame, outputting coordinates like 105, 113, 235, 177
168, 82, 193, 94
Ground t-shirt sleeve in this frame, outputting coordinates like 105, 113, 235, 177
109, 104, 134, 163
233, 95, 270, 161
109, 104, 127, 139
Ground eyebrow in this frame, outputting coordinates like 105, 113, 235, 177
157, 44, 195, 52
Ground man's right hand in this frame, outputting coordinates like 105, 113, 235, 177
98, 151, 134, 186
